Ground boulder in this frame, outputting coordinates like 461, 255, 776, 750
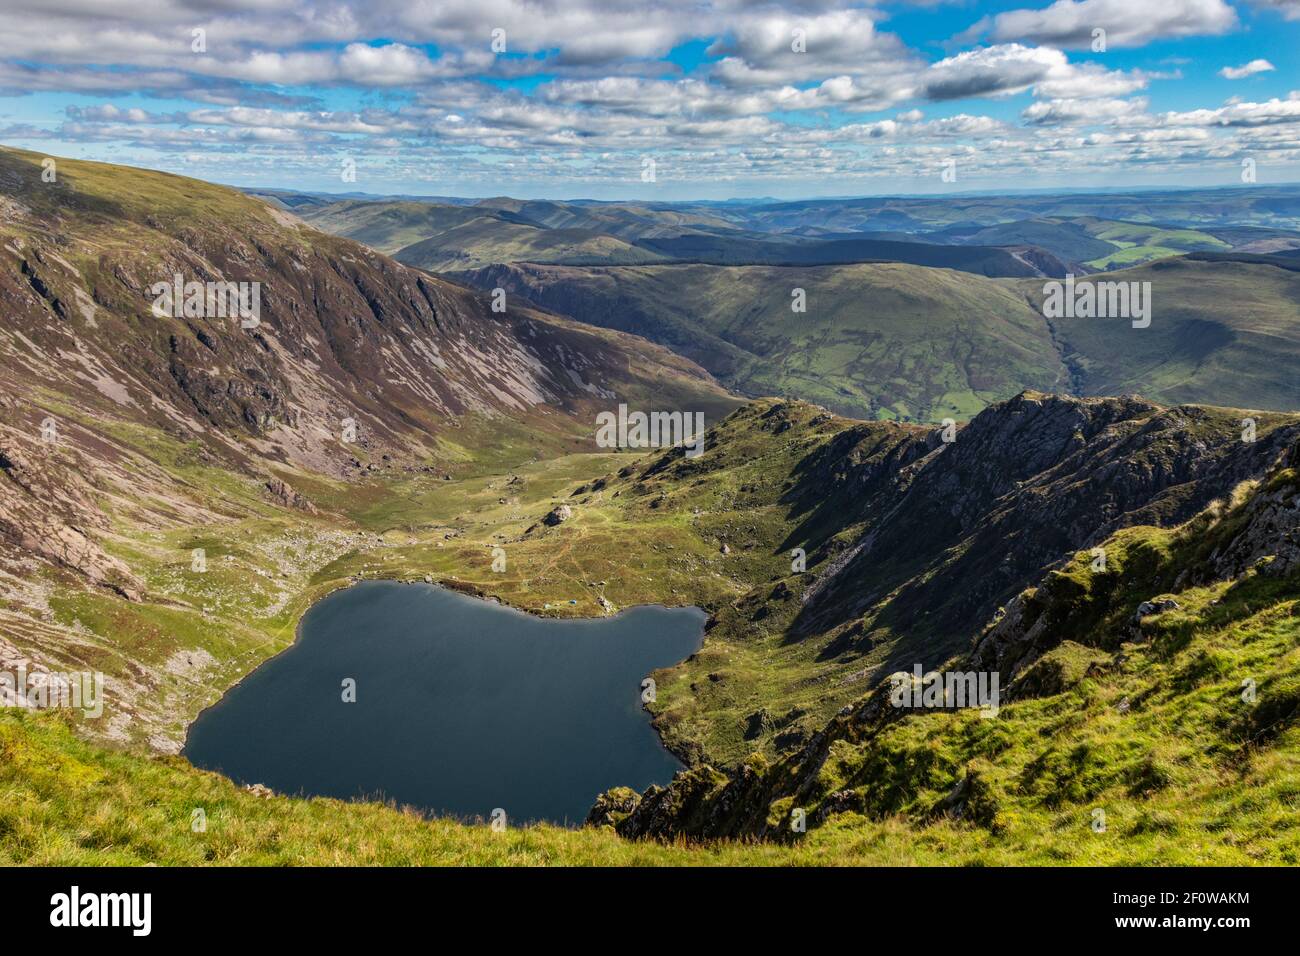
542, 504, 572, 526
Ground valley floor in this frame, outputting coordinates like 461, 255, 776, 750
3, 400, 1299, 866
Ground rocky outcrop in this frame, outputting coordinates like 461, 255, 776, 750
611, 765, 731, 841
796, 392, 1300, 661
585, 786, 639, 828
593, 430, 1300, 844
1199, 444, 1300, 581
972, 437, 1300, 686
265, 477, 318, 515
542, 504, 572, 526
0, 425, 142, 600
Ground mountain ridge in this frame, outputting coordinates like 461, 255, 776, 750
0, 149, 1295, 867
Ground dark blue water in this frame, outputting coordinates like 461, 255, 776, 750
182, 580, 704, 825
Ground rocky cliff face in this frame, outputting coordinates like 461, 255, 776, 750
0, 147, 733, 595
0, 147, 730, 472
592, 402, 1300, 841
794, 392, 1299, 663
0, 421, 141, 599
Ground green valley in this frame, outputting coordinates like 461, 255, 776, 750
1, 148, 1298, 872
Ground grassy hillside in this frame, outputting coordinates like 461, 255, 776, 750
599, 450, 1300, 864
289, 200, 499, 255
459, 251, 1300, 425
4, 433, 1296, 865
464, 261, 1068, 423
301, 193, 1300, 429
932, 217, 1118, 264
1082, 220, 1231, 269
1031, 255, 1300, 413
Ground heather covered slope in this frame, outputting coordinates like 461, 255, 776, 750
0, 144, 735, 605
0, 146, 735, 473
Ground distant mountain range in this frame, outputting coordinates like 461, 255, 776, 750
279, 186, 1300, 423
258, 183, 1300, 273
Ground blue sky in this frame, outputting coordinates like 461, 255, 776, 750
0, 0, 1296, 200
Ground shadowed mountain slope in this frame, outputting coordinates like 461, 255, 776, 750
592, 410, 1300, 852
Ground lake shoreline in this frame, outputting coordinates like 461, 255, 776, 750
182, 578, 706, 825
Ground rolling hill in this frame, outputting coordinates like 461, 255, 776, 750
301, 197, 1071, 277
463, 251, 1300, 423
632, 232, 1067, 275
463, 260, 1070, 422
709, 185, 1300, 235
1028, 253, 1300, 414
297, 199, 672, 270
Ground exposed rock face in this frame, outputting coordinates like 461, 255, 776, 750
971, 437, 1300, 686
0, 424, 142, 600
1132, 598, 1180, 622
585, 786, 639, 828
1198, 445, 1300, 581
542, 504, 572, 526
612, 765, 731, 841
265, 477, 318, 514
795, 392, 1300, 663
590, 424, 1300, 845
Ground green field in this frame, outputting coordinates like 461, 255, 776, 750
1084, 222, 1230, 269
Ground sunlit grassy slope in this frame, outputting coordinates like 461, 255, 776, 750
1083, 222, 1231, 269
1029, 255, 1300, 413
465, 261, 1069, 422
